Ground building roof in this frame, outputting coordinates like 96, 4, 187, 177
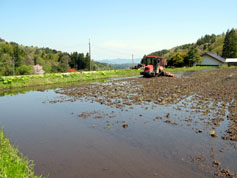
66, 69, 78, 72
201, 52, 226, 63
226, 58, 237, 63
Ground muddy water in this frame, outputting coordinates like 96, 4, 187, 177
0, 82, 236, 177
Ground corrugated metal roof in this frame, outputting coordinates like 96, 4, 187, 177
201, 52, 226, 63
226, 58, 237, 62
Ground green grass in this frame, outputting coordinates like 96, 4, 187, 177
0, 69, 142, 90
164, 66, 237, 72
0, 129, 44, 178
1, 67, 236, 90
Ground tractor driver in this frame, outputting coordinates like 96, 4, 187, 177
158, 66, 175, 78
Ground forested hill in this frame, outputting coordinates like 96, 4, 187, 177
0, 38, 112, 76
147, 28, 237, 66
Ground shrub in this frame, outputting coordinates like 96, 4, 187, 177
16, 65, 34, 75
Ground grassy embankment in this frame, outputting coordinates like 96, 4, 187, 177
0, 129, 44, 178
164, 66, 237, 72
1, 67, 236, 90
0, 69, 142, 90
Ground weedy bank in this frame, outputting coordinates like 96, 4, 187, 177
0, 129, 44, 178
0, 69, 141, 90
164, 66, 237, 72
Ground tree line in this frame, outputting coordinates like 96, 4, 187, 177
142, 47, 202, 67
222, 28, 237, 58
145, 28, 237, 67
0, 39, 111, 76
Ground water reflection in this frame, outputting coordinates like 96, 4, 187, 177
0, 74, 236, 178
0, 78, 110, 97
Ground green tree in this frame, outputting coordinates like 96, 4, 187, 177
196, 34, 216, 45
184, 48, 202, 66
222, 29, 231, 58
77, 53, 85, 70
149, 49, 169, 57
222, 29, 237, 58
0, 53, 13, 76
140, 55, 147, 64
85, 53, 90, 70
58, 54, 70, 72
168, 52, 187, 67
16, 65, 34, 75
70, 52, 78, 69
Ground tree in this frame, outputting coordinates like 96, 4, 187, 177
58, 54, 70, 72
168, 52, 187, 67
85, 53, 90, 70
149, 49, 169, 57
77, 53, 85, 70
70, 52, 78, 69
184, 47, 202, 66
222, 29, 237, 58
196, 34, 216, 45
222, 29, 231, 58
229, 29, 237, 58
16, 65, 34, 75
0, 53, 13, 76
141, 55, 147, 64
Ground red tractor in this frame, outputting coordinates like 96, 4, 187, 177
140, 56, 174, 78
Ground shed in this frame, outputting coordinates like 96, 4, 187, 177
225, 58, 237, 66
200, 52, 225, 66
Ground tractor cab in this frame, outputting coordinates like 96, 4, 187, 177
140, 56, 167, 77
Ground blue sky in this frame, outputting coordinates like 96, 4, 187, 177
0, 0, 236, 60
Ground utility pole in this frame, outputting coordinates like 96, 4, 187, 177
12, 55, 15, 75
89, 39, 91, 71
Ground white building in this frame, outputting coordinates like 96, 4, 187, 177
226, 58, 237, 66
200, 52, 225, 66
33, 64, 45, 74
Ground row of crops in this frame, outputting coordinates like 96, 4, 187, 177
0, 70, 139, 88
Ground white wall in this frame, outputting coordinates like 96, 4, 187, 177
201, 56, 223, 66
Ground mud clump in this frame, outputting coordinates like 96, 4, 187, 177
210, 130, 218, 138
122, 124, 128, 128
52, 68, 237, 177
56, 68, 237, 142
214, 168, 237, 178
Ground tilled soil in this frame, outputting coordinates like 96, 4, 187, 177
55, 68, 237, 177
56, 69, 237, 141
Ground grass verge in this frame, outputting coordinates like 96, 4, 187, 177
0, 129, 44, 178
165, 66, 214, 72
164, 66, 237, 72
0, 69, 142, 90
1, 67, 236, 90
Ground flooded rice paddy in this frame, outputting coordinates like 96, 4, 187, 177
0, 69, 236, 178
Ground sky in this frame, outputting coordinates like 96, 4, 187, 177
0, 0, 237, 60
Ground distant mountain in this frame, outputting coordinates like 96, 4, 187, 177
110, 63, 135, 69
98, 58, 141, 64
